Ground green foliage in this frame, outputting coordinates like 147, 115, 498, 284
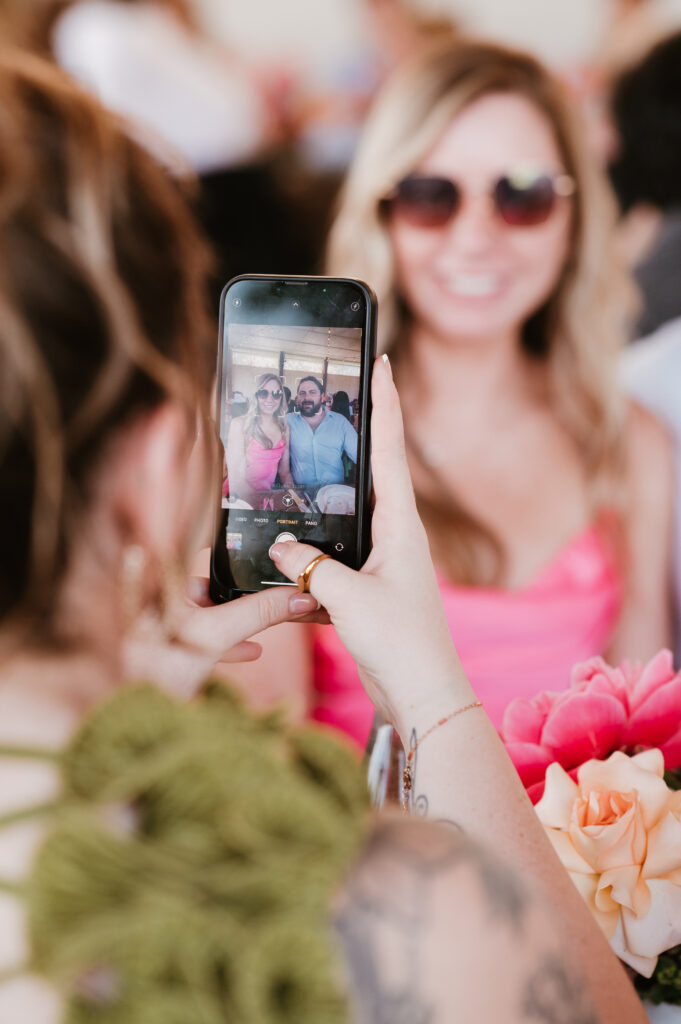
634, 945, 681, 1006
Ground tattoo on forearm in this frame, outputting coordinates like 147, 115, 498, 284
406, 728, 430, 817
523, 955, 598, 1024
335, 821, 532, 1023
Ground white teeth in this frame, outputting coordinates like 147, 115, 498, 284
444, 274, 501, 297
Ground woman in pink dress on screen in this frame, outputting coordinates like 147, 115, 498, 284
225, 372, 294, 508
227, 39, 674, 749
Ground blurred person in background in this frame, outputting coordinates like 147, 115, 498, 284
15, 0, 317, 297
294, 0, 463, 173
607, 30, 681, 656
231, 39, 674, 749
0, 49, 643, 1024
331, 389, 353, 422
609, 30, 681, 340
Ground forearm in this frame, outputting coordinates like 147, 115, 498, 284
398, 671, 646, 1024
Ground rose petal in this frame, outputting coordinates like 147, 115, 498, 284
578, 751, 670, 830
501, 698, 549, 745
609, 915, 658, 977
535, 762, 578, 828
570, 800, 646, 872
620, 879, 681, 961
571, 656, 615, 687
628, 649, 676, 713
644, 807, 681, 879
659, 726, 681, 771
503, 741, 553, 788
624, 674, 681, 748
598, 864, 650, 918
569, 870, 619, 938
630, 748, 666, 776
542, 693, 626, 767
571, 658, 629, 705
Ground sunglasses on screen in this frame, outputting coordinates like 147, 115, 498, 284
381, 169, 575, 229
255, 389, 282, 400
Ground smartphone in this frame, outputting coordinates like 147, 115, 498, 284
210, 275, 376, 602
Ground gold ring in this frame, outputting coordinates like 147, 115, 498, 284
297, 553, 331, 593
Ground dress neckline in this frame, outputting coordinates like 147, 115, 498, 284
437, 523, 615, 597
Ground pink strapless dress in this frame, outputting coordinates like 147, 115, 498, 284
310, 525, 622, 749
245, 437, 285, 492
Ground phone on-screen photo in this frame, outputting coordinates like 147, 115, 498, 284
210, 275, 376, 602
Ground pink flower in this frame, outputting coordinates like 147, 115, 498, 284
620, 651, 681, 765
502, 650, 681, 802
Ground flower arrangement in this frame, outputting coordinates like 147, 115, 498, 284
502, 650, 681, 804
501, 650, 681, 1006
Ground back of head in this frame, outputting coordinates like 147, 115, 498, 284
0, 48, 213, 638
609, 30, 681, 212
331, 390, 351, 419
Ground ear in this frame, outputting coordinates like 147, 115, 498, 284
113, 402, 192, 558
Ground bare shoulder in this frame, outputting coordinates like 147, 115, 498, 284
625, 400, 675, 489
335, 816, 600, 1024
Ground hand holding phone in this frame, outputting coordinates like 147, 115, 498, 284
210, 276, 376, 602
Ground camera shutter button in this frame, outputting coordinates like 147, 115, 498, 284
269, 532, 297, 557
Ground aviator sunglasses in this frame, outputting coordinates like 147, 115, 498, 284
382, 168, 575, 229
255, 388, 282, 400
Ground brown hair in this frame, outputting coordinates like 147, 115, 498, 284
328, 39, 630, 585
0, 48, 213, 635
16, 0, 199, 56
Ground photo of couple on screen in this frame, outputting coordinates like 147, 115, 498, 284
221, 325, 361, 517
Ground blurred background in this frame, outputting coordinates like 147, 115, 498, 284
5, 0, 681, 298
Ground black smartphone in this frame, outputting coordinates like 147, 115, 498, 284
210, 275, 376, 602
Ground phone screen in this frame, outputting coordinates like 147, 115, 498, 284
210, 276, 375, 601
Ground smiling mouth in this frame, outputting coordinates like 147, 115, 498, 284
441, 274, 503, 298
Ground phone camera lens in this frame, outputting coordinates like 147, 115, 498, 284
233, 297, 241, 307
350, 301, 361, 312
292, 300, 300, 310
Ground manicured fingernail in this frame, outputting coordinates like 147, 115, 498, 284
289, 594, 319, 615
270, 540, 296, 561
381, 353, 393, 379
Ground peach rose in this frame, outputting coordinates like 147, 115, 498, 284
536, 748, 681, 976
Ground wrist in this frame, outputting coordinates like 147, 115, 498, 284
389, 662, 478, 745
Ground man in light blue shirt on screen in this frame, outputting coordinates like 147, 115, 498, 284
287, 376, 358, 488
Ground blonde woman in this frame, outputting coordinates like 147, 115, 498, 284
226, 372, 294, 505
230, 39, 673, 746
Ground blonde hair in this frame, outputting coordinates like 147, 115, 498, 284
242, 372, 287, 450
328, 39, 631, 584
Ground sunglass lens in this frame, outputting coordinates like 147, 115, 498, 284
495, 174, 556, 226
393, 176, 459, 228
